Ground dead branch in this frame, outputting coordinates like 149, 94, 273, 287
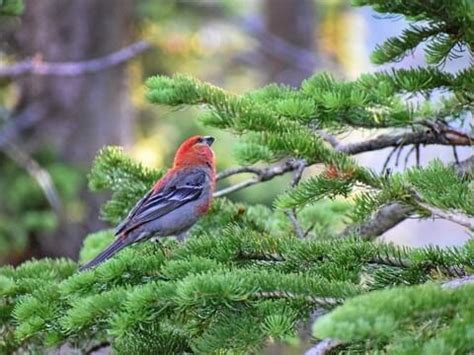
0, 40, 151, 78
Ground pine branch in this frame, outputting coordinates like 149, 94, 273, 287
342, 155, 474, 239
320, 121, 473, 156
0, 40, 151, 78
254, 291, 343, 307
215, 121, 471, 201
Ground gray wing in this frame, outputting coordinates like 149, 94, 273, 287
115, 169, 206, 236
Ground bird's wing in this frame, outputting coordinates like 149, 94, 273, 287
115, 169, 207, 236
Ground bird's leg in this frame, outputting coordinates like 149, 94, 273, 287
176, 231, 189, 242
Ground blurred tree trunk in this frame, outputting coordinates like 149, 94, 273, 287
12, 0, 134, 259
263, 0, 316, 86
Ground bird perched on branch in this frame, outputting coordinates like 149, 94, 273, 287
79, 135, 216, 271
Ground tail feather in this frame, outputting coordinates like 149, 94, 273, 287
78, 238, 129, 272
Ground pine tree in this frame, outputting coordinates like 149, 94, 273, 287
1, 0, 473, 353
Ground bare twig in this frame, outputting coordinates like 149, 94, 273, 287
394, 144, 404, 167
403, 145, 416, 168
214, 159, 304, 197
454, 155, 474, 178
415, 144, 420, 167
2, 143, 62, 213
213, 179, 260, 198
335, 123, 472, 155
285, 159, 308, 238
452, 146, 460, 164
85, 341, 111, 355
286, 210, 305, 238
0, 40, 151, 78
382, 146, 400, 173
442, 275, 474, 289
317, 130, 339, 148
305, 339, 342, 355
216, 166, 261, 180
216, 123, 472, 198
0, 104, 45, 149
290, 159, 307, 187
415, 201, 473, 230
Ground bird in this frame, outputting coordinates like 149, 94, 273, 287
78, 135, 216, 271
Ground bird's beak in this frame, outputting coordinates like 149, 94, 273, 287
203, 136, 215, 146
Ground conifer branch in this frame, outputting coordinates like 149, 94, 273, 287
0, 40, 151, 78
320, 121, 473, 156
342, 155, 474, 239
254, 291, 343, 307
217, 123, 471, 200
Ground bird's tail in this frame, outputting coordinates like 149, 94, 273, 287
78, 237, 129, 272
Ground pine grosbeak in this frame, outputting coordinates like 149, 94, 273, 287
79, 135, 216, 271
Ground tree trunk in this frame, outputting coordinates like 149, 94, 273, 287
13, 0, 134, 259
263, 0, 316, 86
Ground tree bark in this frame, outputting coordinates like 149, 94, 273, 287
12, 0, 134, 259
263, 0, 316, 86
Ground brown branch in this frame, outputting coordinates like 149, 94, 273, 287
442, 275, 474, 289
305, 339, 342, 355
216, 166, 262, 180
254, 291, 342, 307
454, 155, 474, 178
320, 122, 472, 156
414, 199, 474, 230
0, 104, 45, 149
286, 210, 305, 238
214, 159, 303, 197
85, 341, 111, 355
341, 154, 474, 239
3, 143, 62, 213
216, 122, 472, 199
342, 202, 414, 240
285, 159, 307, 238
0, 40, 151, 78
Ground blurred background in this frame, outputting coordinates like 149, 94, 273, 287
0, 0, 471, 265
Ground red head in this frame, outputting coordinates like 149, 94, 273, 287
173, 135, 216, 171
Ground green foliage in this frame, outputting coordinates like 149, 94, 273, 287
0, 0, 23, 16
353, 0, 473, 65
0, 229, 472, 353
88, 146, 164, 223
314, 282, 474, 353
0, 152, 82, 262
